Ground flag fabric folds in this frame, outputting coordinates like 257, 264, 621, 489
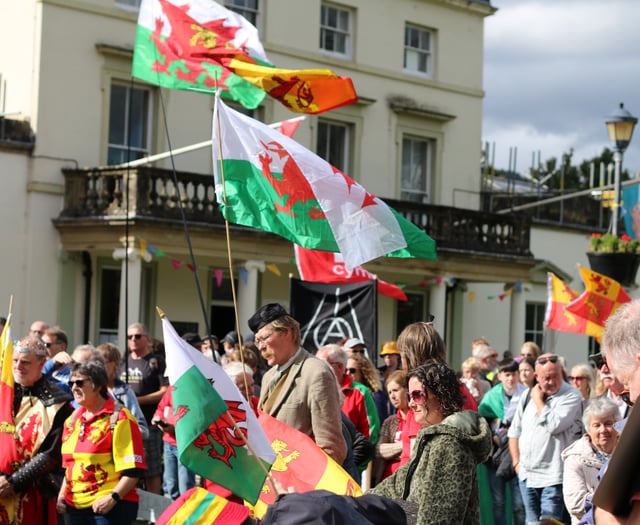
133, 0, 358, 113
294, 245, 408, 301
289, 277, 377, 359
544, 273, 592, 336
565, 265, 631, 335
212, 97, 437, 270
0, 314, 19, 474
156, 487, 250, 525
133, 0, 267, 108
160, 315, 275, 504
248, 411, 362, 519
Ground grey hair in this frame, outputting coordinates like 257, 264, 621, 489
316, 344, 347, 366
223, 360, 253, 381
71, 358, 109, 399
582, 396, 620, 429
15, 336, 47, 358
603, 299, 640, 372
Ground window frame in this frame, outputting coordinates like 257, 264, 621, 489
320, 3, 353, 59
107, 81, 153, 166
224, 0, 261, 29
525, 302, 546, 349
400, 134, 433, 204
316, 119, 352, 174
404, 23, 434, 79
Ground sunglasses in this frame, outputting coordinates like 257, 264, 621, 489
127, 334, 145, 340
536, 355, 559, 366
568, 376, 586, 383
68, 379, 88, 388
346, 368, 358, 375
44, 342, 58, 348
350, 349, 365, 354
408, 390, 426, 404
620, 390, 635, 408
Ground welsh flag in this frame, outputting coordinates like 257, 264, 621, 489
565, 265, 631, 336
248, 411, 362, 518
133, 0, 358, 113
133, 0, 267, 108
0, 313, 19, 474
160, 314, 275, 504
544, 273, 595, 336
156, 487, 249, 525
294, 245, 408, 301
212, 97, 437, 270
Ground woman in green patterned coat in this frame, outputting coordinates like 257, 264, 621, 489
368, 361, 492, 525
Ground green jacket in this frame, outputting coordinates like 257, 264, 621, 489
368, 410, 492, 525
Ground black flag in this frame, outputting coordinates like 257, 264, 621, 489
289, 277, 377, 361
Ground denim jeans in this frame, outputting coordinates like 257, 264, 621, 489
66, 500, 137, 525
520, 481, 564, 524
486, 464, 525, 525
163, 441, 196, 500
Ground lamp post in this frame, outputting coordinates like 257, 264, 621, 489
605, 103, 637, 235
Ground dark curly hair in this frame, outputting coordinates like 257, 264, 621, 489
407, 361, 463, 418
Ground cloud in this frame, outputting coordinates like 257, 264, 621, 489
483, 0, 640, 174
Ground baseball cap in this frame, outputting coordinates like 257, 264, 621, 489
380, 341, 400, 356
343, 337, 366, 350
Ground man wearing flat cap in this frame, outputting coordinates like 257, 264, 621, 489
250, 303, 347, 464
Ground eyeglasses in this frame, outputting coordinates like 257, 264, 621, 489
537, 355, 559, 366
127, 334, 145, 340
408, 390, 426, 404
569, 376, 586, 383
346, 368, 358, 375
68, 379, 87, 388
350, 348, 365, 354
43, 342, 59, 348
255, 331, 276, 346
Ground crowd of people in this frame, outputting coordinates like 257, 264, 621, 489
1, 299, 640, 525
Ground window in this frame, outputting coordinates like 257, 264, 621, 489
317, 120, 351, 172
525, 303, 545, 348
210, 274, 238, 341
320, 4, 352, 57
396, 292, 427, 331
224, 0, 259, 26
107, 83, 151, 165
401, 136, 432, 203
404, 24, 433, 77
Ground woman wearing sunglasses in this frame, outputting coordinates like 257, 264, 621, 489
368, 361, 492, 524
56, 359, 146, 525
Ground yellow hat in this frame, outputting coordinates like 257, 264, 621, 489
380, 340, 400, 356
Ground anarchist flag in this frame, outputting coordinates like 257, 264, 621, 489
289, 278, 377, 360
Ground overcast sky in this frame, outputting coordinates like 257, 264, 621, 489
483, 0, 640, 177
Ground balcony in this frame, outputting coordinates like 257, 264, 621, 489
56, 167, 532, 258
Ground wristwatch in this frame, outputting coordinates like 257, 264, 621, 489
110, 492, 121, 503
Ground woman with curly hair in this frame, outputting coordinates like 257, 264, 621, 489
347, 352, 391, 427
368, 361, 492, 524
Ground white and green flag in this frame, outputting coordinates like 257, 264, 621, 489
212, 96, 437, 270
161, 315, 275, 504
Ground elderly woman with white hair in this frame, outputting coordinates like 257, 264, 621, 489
561, 397, 620, 524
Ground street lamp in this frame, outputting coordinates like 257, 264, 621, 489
605, 103, 637, 235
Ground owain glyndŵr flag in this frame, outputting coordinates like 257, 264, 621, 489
212, 97, 437, 270
133, 0, 357, 113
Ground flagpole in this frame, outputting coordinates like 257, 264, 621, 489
110, 116, 306, 169
155, 307, 280, 496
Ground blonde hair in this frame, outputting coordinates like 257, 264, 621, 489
461, 356, 481, 372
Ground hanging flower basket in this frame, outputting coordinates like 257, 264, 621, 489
586, 252, 640, 287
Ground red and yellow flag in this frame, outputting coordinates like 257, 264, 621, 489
247, 411, 362, 519
0, 314, 19, 474
156, 487, 250, 525
544, 273, 592, 334
565, 265, 631, 336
